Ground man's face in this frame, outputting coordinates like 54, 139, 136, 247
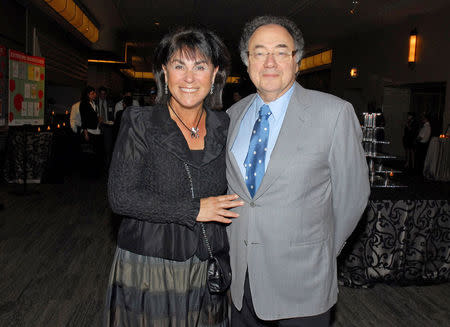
247, 24, 298, 103
99, 90, 107, 99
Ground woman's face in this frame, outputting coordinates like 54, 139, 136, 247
88, 90, 96, 102
163, 50, 218, 111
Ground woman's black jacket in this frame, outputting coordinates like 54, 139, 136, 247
108, 104, 230, 261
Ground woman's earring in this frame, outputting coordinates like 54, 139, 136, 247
165, 83, 168, 95
210, 84, 214, 95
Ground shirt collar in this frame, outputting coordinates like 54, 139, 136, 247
254, 83, 295, 122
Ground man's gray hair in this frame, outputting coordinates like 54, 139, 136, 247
239, 16, 304, 66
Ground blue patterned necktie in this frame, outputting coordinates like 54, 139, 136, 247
244, 104, 272, 197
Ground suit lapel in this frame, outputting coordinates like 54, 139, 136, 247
253, 83, 311, 200
227, 95, 256, 201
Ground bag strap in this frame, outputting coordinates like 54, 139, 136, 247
184, 162, 214, 260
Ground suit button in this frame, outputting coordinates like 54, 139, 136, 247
250, 202, 255, 207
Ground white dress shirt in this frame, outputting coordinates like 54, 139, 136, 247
114, 99, 139, 119
418, 121, 431, 143
231, 84, 294, 180
70, 101, 81, 133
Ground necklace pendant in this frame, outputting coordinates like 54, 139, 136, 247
190, 127, 200, 138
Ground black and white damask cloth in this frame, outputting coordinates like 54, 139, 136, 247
338, 200, 450, 287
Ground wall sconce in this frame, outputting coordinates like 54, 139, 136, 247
350, 67, 358, 78
408, 28, 418, 67
299, 49, 333, 71
43, 0, 99, 43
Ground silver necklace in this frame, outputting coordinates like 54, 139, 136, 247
168, 102, 204, 138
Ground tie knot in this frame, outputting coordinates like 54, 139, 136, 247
259, 104, 271, 118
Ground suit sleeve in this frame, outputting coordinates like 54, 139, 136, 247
329, 102, 370, 256
107, 110, 199, 229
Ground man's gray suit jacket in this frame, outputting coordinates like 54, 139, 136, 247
226, 82, 370, 320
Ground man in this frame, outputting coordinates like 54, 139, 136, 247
226, 16, 370, 326
114, 89, 139, 119
69, 101, 81, 133
112, 95, 133, 142
96, 86, 115, 167
415, 113, 431, 175
96, 86, 114, 123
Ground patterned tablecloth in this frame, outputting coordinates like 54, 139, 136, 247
3, 127, 53, 183
338, 199, 450, 287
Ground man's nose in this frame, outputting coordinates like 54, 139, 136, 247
263, 53, 277, 67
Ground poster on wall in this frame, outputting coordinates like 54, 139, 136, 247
8, 49, 45, 126
0, 45, 7, 126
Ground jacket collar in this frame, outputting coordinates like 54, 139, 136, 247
226, 82, 312, 201
149, 104, 228, 168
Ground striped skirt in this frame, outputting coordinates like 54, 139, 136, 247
104, 247, 229, 327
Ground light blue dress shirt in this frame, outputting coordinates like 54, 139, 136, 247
231, 84, 295, 181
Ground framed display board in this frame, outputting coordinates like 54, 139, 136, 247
0, 45, 6, 126
8, 49, 45, 126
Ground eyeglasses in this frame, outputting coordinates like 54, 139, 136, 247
246, 49, 298, 63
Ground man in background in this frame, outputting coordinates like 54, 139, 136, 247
96, 86, 114, 123
69, 101, 81, 134
97, 86, 114, 167
114, 89, 139, 120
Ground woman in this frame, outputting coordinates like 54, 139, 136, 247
79, 86, 103, 178
112, 95, 133, 143
105, 27, 243, 326
402, 112, 419, 170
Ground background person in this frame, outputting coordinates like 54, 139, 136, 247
402, 112, 419, 171
113, 89, 139, 120
96, 86, 114, 122
69, 101, 81, 134
415, 113, 432, 175
79, 86, 103, 178
112, 95, 133, 142
97, 86, 115, 168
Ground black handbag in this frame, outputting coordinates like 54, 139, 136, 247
200, 222, 232, 294
184, 163, 232, 294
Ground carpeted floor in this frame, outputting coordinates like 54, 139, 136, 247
0, 172, 448, 327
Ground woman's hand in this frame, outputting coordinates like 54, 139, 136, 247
197, 194, 244, 224
83, 130, 89, 142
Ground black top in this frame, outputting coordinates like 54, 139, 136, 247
190, 149, 204, 163
79, 101, 99, 130
108, 104, 230, 261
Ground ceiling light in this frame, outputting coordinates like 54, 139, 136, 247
43, 0, 98, 43
299, 50, 333, 71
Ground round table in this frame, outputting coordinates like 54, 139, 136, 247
423, 137, 450, 181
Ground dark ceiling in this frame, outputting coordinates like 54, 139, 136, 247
37, 0, 450, 75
